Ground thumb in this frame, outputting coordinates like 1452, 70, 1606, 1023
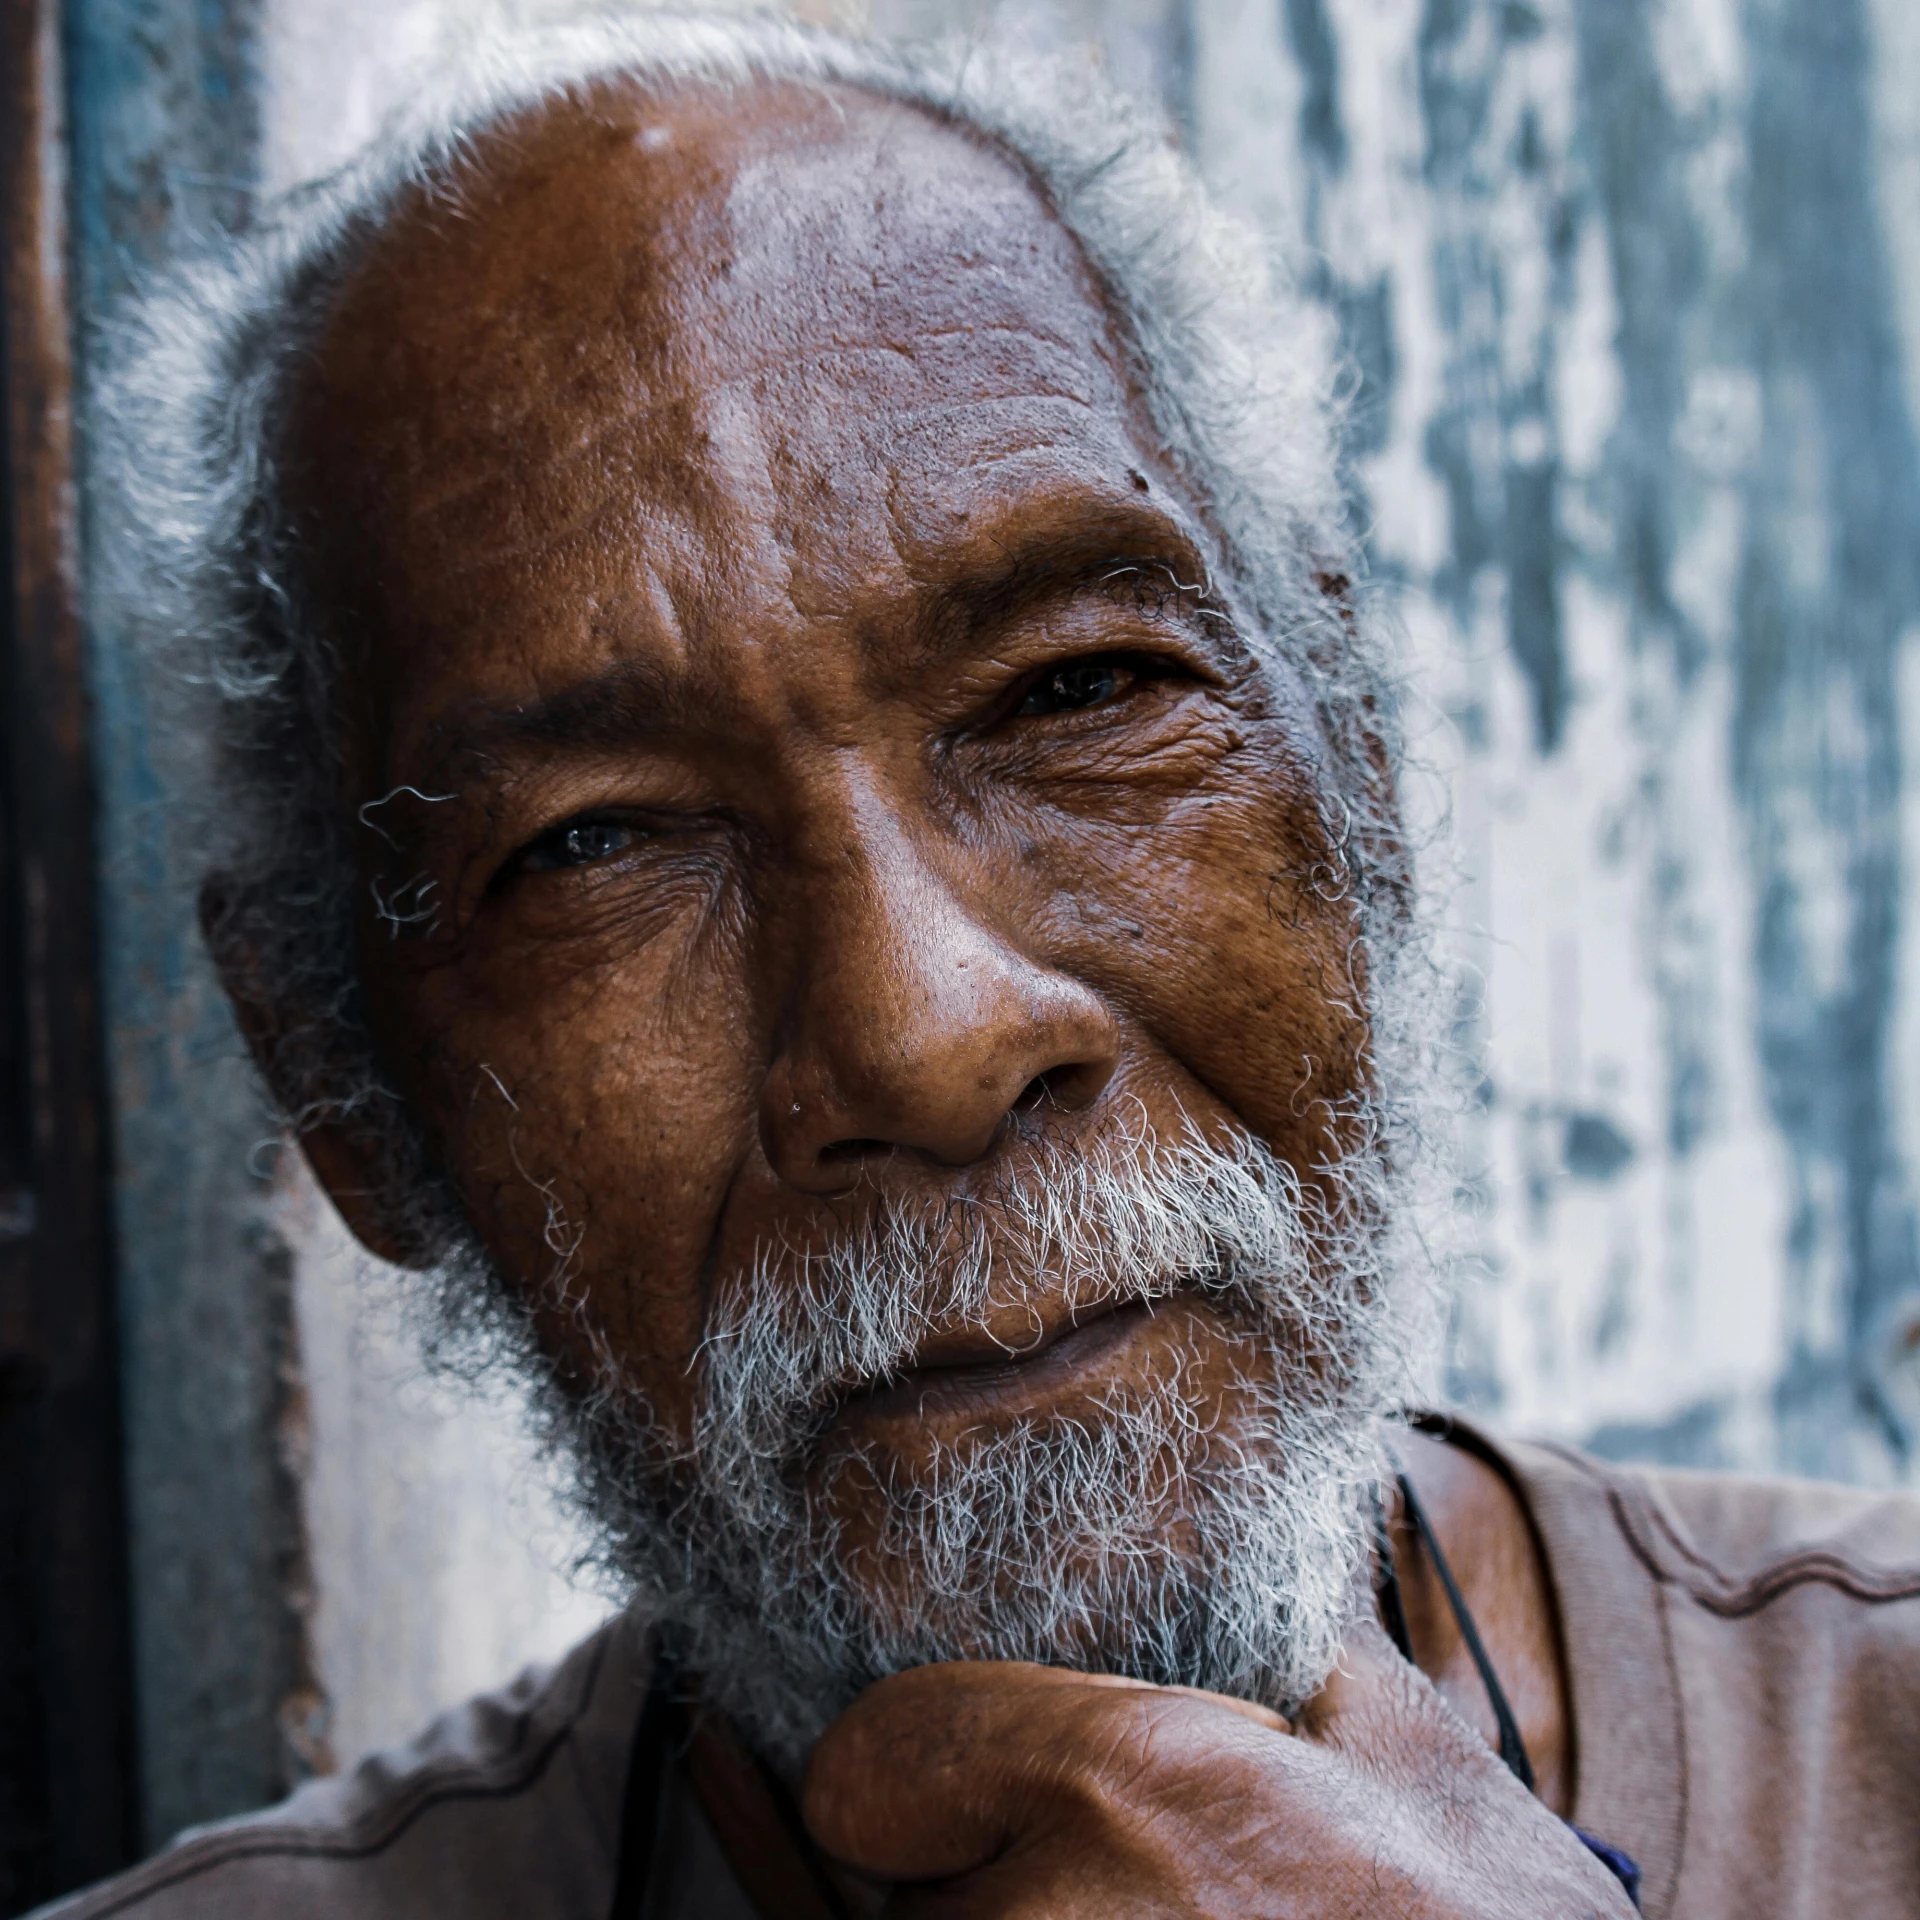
1294, 1618, 1513, 1781
1292, 1618, 1414, 1734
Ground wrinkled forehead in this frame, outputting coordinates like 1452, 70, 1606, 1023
287, 76, 1142, 583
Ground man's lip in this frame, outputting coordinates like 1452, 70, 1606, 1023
906, 1295, 1130, 1373
828, 1297, 1156, 1432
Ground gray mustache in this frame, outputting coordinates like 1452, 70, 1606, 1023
688, 1115, 1349, 1470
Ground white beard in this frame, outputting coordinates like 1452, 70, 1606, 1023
535, 1115, 1424, 1767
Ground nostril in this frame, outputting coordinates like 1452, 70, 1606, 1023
1014, 1073, 1057, 1114
1014, 1063, 1110, 1117
819, 1137, 889, 1167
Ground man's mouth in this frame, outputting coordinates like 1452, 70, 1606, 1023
826, 1295, 1169, 1440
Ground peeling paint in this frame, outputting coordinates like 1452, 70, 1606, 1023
1185, 0, 1920, 1480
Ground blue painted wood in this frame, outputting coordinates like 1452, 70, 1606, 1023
1177, 0, 1920, 1480
62, 0, 309, 1850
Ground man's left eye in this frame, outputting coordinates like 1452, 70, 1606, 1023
1018, 660, 1127, 717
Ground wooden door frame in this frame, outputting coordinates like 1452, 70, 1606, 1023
0, 0, 140, 1904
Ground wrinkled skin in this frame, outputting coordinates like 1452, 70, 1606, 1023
232, 75, 1620, 1917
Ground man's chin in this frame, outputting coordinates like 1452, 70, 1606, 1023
602, 1336, 1385, 1768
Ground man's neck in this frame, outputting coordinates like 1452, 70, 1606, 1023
1390, 1424, 1572, 1814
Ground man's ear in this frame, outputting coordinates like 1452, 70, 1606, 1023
201, 879, 432, 1270
285, 1121, 432, 1272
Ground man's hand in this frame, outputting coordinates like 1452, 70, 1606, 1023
802, 1623, 1634, 1918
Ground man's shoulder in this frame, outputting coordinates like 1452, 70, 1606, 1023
1464, 1417, 1920, 1919
1615, 1455, 1920, 1608
35, 1612, 647, 1920
1489, 1422, 1920, 1617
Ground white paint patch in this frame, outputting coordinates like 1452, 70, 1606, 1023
1651, 0, 1745, 122
260, 0, 443, 194
1185, 0, 1308, 252
1556, 217, 1622, 483
281, 1169, 609, 1773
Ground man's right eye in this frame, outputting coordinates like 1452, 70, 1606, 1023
519, 819, 638, 873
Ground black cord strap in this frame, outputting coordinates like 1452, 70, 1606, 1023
1375, 1455, 1641, 1907
607, 1665, 680, 1920
608, 1655, 853, 1920
1369, 1480, 1416, 1664
1383, 1451, 1535, 1793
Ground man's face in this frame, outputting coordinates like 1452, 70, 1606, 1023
283, 80, 1380, 1719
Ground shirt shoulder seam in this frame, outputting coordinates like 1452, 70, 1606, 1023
72, 1632, 614, 1918
1573, 1458, 1920, 1615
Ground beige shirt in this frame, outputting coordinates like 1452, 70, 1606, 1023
38, 1426, 1920, 1920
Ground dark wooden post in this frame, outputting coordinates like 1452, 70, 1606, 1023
0, 0, 140, 1904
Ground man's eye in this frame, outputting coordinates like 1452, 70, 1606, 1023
1018, 660, 1127, 717
520, 819, 638, 872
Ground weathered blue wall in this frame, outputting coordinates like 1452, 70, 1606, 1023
1713, 0, 1920, 1474
1159, 0, 1920, 1482
63, 0, 311, 1847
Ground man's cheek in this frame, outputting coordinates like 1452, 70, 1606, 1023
397, 964, 761, 1395
1035, 811, 1363, 1152
1168, 930, 1370, 1166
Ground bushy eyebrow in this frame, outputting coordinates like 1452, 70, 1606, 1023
479, 654, 680, 751
404, 655, 682, 793
899, 494, 1238, 668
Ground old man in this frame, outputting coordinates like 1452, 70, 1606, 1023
45, 12, 1920, 1920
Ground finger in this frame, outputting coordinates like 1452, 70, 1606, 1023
1295, 1617, 1518, 1781
803, 1661, 1289, 1882
804, 1663, 1088, 1881
1297, 1623, 1639, 1917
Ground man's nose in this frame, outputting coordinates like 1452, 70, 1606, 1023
758, 816, 1119, 1194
